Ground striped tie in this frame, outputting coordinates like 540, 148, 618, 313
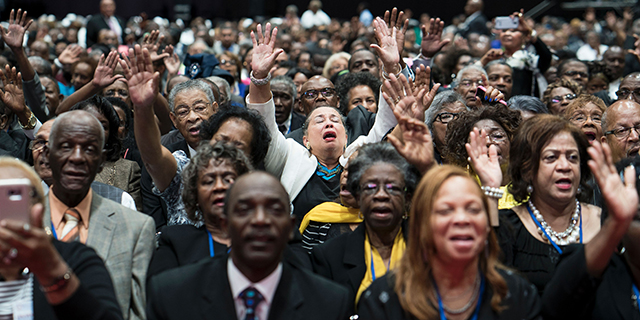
60, 208, 82, 242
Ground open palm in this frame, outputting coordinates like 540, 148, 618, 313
120, 45, 159, 108
0, 9, 32, 49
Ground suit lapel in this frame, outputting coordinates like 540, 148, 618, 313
200, 258, 237, 320
344, 224, 367, 294
269, 263, 303, 319
86, 192, 116, 260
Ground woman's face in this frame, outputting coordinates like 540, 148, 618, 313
197, 158, 237, 222
548, 87, 576, 115
329, 58, 348, 77
347, 85, 377, 113
210, 118, 254, 160
433, 102, 466, 152
533, 131, 581, 205
359, 163, 406, 233
499, 29, 524, 52
85, 107, 110, 140
587, 77, 608, 94
219, 54, 238, 78
103, 80, 131, 107
113, 105, 127, 140
472, 119, 510, 166
431, 176, 489, 264
293, 72, 309, 98
567, 102, 603, 143
302, 107, 348, 157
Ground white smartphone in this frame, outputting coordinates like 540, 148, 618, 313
495, 16, 519, 30
0, 178, 32, 223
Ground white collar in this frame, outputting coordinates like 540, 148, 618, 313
278, 112, 293, 134
188, 144, 197, 158
227, 257, 282, 305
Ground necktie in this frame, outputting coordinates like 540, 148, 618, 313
60, 208, 82, 242
278, 124, 287, 134
240, 287, 264, 320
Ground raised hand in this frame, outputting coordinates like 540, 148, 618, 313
588, 141, 638, 224
0, 65, 26, 115
120, 45, 159, 108
92, 51, 124, 88
511, 9, 532, 37
250, 23, 284, 79
383, 8, 409, 59
420, 18, 450, 58
0, 9, 32, 49
466, 128, 503, 188
142, 30, 170, 63
412, 65, 441, 108
387, 115, 435, 174
371, 17, 400, 76
480, 48, 504, 66
382, 74, 427, 121
628, 34, 640, 62
57, 44, 84, 66
162, 44, 180, 76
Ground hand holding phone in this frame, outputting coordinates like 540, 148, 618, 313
0, 178, 32, 224
495, 16, 519, 30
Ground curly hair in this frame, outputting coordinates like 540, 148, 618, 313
70, 95, 122, 162
542, 78, 582, 108
181, 141, 253, 222
441, 49, 472, 85
508, 114, 591, 203
443, 104, 522, 168
105, 97, 136, 157
335, 72, 381, 115
199, 106, 271, 167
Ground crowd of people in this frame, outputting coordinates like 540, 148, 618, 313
1, 0, 640, 319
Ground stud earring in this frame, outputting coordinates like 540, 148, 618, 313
527, 185, 533, 194
577, 186, 582, 194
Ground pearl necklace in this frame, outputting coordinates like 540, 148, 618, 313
528, 199, 581, 245
441, 273, 481, 315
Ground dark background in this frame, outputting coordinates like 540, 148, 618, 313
0, 0, 619, 26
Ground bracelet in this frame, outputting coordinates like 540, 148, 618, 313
53, 58, 63, 69
481, 186, 504, 199
40, 268, 73, 293
250, 71, 272, 86
381, 63, 402, 80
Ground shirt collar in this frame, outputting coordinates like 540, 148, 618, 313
228, 257, 282, 305
48, 187, 92, 230
188, 144, 197, 158
278, 112, 293, 134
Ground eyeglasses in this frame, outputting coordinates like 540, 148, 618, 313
564, 70, 588, 78
569, 113, 602, 125
173, 101, 212, 119
360, 183, 406, 196
302, 88, 336, 100
616, 89, 640, 99
435, 112, 460, 124
459, 79, 484, 87
605, 123, 640, 139
219, 59, 235, 66
29, 139, 47, 151
551, 93, 577, 104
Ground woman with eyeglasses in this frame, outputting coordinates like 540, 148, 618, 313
443, 104, 522, 209
564, 94, 606, 143
424, 91, 469, 164
542, 78, 582, 115
311, 142, 418, 310
468, 114, 601, 296
217, 51, 246, 96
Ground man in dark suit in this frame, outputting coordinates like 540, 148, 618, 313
42, 110, 155, 320
271, 76, 305, 135
85, 0, 126, 47
458, 0, 489, 37
147, 171, 350, 320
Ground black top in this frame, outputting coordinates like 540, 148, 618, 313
542, 245, 640, 320
497, 209, 568, 296
357, 269, 542, 320
510, 40, 552, 97
301, 221, 354, 253
292, 170, 341, 226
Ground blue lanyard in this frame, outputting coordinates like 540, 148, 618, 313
206, 229, 215, 258
51, 222, 58, 239
526, 203, 582, 255
633, 284, 640, 310
370, 246, 390, 281
435, 275, 485, 320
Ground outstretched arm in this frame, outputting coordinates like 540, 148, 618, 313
122, 45, 177, 192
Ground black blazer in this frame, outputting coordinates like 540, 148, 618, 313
459, 13, 490, 37
33, 240, 123, 320
140, 139, 190, 230
310, 222, 409, 310
542, 245, 640, 320
286, 105, 376, 146
290, 112, 306, 132
85, 14, 126, 47
147, 256, 351, 320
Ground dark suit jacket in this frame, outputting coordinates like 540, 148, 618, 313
459, 12, 490, 37
310, 222, 409, 310
147, 256, 351, 320
0, 127, 30, 162
594, 90, 614, 106
290, 111, 306, 132
34, 240, 124, 320
141, 139, 190, 230
286, 105, 376, 146
85, 14, 126, 47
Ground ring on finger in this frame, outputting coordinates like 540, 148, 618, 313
22, 224, 30, 232
8, 248, 17, 259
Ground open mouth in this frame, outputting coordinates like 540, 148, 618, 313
584, 131, 597, 142
323, 131, 337, 142
370, 207, 393, 219
212, 197, 225, 207
189, 127, 200, 136
555, 178, 572, 190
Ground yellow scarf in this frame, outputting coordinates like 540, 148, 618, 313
298, 202, 362, 234
355, 230, 406, 306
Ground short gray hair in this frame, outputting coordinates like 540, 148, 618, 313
270, 76, 297, 103
168, 80, 216, 112
206, 76, 231, 104
507, 95, 549, 114
452, 64, 487, 88
425, 91, 467, 133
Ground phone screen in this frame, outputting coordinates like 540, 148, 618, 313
0, 178, 32, 223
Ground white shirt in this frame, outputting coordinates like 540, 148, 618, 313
576, 44, 609, 61
188, 144, 197, 158
300, 9, 331, 29
228, 258, 282, 320
608, 78, 621, 100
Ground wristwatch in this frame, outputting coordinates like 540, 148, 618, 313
20, 112, 37, 130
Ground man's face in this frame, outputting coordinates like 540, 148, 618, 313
454, 69, 485, 108
297, 52, 312, 70
29, 41, 49, 61
560, 61, 589, 89
349, 51, 380, 78
272, 83, 295, 125
98, 30, 118, 46
220, 29, 236, 48
169, 89, 217, 149
604, 49, 626, 80
100, 0, 116, 17
603, 101, 640, 162
47, 113, 104, 198
72, 62, 93, 91
40, 77, 62, 115
226, 172, 294, 272
299, 76, 338, 115
32, 120, 55, 185
617, 76, 640, 104
486, 64, 513, 99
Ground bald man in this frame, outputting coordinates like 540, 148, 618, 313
602, 100, 640, 162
